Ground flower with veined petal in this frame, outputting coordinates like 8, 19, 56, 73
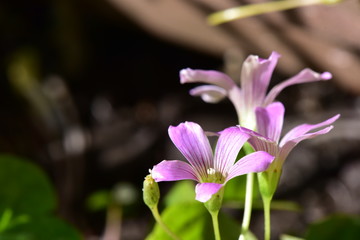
180, 51, 332, 130
239, 102, 340, 197
151, 121, 274, 202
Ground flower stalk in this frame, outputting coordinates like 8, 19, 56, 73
205, 188, 224, 240
143, 175, 181, 240
263, 196, 272, 240
150, 206, 182, 240
207, 0, 342, 25
210, 211, 221, 240
239, 143, 255, 240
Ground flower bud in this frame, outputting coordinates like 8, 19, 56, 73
143, 174, 160, 210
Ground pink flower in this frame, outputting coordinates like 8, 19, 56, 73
180, 52, 331, 130
238, 102, 339, 196
151, 121, 274, 202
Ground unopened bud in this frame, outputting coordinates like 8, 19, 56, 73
143, 174, 160, 210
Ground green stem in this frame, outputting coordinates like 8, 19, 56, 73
239, 172, 254, 239
239, 143, 255, 239
210, 210, 221, 240
263, 197, 272, 240
151, 206, 181, 240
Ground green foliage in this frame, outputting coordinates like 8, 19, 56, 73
147, 177, 300, 240
3, 216, 82, 240
146, 202, 240, 240
147, 181, 240, 240
306, 214, 360, 240
0, 155, 56, 216
163, 181, 195, 206
223, 175, 257, 204
222, 176, 301, 212
0, 155, 82, 239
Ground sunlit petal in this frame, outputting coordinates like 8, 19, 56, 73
226, 151, 274, 181
279, 114, 340, 147
189, 85, 227, 103
168, 122, 213, 178
241, 52, 280, 107
264, 69, 332, 106
279, 126, 334, 161
214, 127, 249, 175
180, 68, 236, 91
152, 160, 198, 182
256, 102, 285, 143
195, 182, 223, 202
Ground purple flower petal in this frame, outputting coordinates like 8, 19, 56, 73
239, 127, 279, 156
279, 126, 334, 162
226, 151, 274, 181
279, 114, 340, 147
241, 52, 280, 107
189, 85, 227, 103
195, 182, 223, 202
168, 122, 213, 179
255, 102, 285, 143
152, 160, 198, 182
214, 127, 250, 175
264, 69, 332, 106
180, 68, 236, 91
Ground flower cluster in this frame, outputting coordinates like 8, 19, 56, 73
146, 51, 339, 240
151, 51, 338, 201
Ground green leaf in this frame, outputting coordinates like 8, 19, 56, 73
0, 208, 30, 233
0, 155, 56, 216
306, 214, 360, 240
163, 181, 196, 206
3, 216, 82, 240
223, 175, 247, 203
0, 155, 56, 215
0, 155, 81, 239
0, 233, 30, 240
146, 202, 240, 240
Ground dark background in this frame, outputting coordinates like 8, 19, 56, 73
1, 0, 360, 239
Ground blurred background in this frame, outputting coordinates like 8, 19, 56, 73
1, 0, 360, 239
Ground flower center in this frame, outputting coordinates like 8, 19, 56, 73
205, 168, 225, 183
